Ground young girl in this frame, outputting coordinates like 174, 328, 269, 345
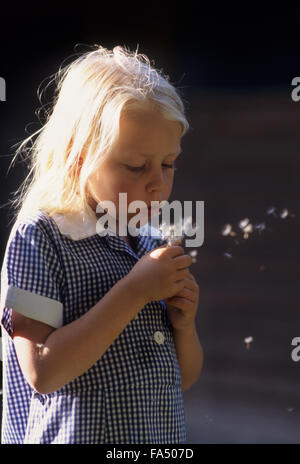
0, 45, 203, 444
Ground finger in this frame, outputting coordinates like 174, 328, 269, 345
187, 272, 195, 281
172, 287, 197, 303
168, 245, 185, 258
167, 296, 196, 310
176, 268, 191, 280
182, 279, 199, 294
171, 237, 183, 245
174, 254, 192, 270
187, 273, 199, 287
182, 277, 199, 292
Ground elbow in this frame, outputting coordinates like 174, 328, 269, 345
30, 369, 62, 394
31, 383, 47, 395
26, 355, 62, 395
31, 378, 59, 395
24, 374, 45, 395
181, 353, 204, 393
31, 379, 51, 395
181, 384, 189, 393
26, 371, 50, 395
26, 367, 59, 395
181, 374, 201, 393
181, 379, 197, 393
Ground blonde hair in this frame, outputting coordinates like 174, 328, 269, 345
6, 44, 189, 224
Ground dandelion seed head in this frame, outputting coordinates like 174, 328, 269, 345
158, 215, 200, 247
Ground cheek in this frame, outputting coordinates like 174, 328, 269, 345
115, 179, 134, 196
110, 178, 138, 208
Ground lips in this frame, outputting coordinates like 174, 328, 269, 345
147, 201, 161, 208
147, 204, 161, 216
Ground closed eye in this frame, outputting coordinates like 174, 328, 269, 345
125, 164, 177, 172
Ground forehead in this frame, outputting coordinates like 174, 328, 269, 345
116, 107, 183, 156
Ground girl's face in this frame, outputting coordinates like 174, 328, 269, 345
87, 105, 183, 231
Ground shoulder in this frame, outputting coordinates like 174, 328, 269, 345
6, 210, 60, 252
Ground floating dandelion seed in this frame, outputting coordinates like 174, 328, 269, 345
239, 218, 250, 229
243, 224, 253, 233
190, 250, 198, 257
280, 208, 289, 219
221, 205, 296, 269
221, 224, 232, 236
254, 222, 266, 234
244, 336, 253, 350
224, 252, 233, 259
242, 223, 253, 239
238, 218, 254, 239
189, 249, 198, 263
266, 206, 277, 216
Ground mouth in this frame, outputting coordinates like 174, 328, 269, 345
147, 204, 161, 217
147, 201, 161, 207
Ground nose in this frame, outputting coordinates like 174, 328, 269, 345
146, 167, 166, 193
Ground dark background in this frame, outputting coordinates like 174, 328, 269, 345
0, 5, 300, 443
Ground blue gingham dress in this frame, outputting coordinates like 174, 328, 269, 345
0, 209, 187, 444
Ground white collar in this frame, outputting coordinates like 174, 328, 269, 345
52, 210, 100, 240
51, 209, 163, 241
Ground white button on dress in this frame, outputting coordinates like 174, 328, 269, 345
154, 331, 165, 345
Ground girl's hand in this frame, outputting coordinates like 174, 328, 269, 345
128, 242, 192, 303
164, 271, 199, 331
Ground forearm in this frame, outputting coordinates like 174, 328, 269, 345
36, 275, 146, 394
173, 323, 204, 392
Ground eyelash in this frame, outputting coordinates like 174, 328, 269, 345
126, 164, 177, 172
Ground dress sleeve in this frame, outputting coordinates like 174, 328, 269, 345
0, 220, 64, 337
